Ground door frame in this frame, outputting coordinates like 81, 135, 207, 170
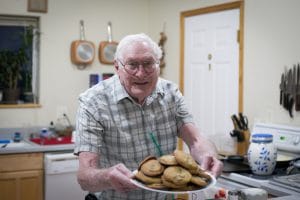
177, 1, 244, 150
180, 0, 244, 111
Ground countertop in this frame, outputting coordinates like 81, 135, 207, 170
0, 127, 75, 155
0, 139, 75, 155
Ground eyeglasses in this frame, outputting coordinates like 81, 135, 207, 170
118, 59, 159, 75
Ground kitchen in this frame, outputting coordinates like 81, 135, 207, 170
0, 0, 300, 199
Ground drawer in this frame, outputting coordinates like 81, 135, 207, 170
0, 153, 43, 172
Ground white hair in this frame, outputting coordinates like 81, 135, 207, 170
114, 33, 162, 61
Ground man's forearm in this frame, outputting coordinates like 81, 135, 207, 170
189, 138, 218, 162
77, 152, 112, 192
180, 123, 218, 158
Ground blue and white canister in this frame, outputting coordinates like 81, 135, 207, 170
247, 133, 277, 175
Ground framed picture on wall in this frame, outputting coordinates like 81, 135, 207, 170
28, 0, 48, 13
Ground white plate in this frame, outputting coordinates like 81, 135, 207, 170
130, 170, 216, 194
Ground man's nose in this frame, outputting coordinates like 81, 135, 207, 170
135, 65, 147, 75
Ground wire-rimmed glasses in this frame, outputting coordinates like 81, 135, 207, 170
118, 59, 159, 75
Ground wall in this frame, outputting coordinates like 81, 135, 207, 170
243, 0, 300, 127
0, 0, 149, 128
148, 0, 300, 129
0, 0, 299, 130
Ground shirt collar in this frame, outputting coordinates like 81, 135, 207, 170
113, 75, 131, 102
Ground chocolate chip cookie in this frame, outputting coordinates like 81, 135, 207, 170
158, 154, 178, 166
140, 159, 165, 176
174, 150, 198, 170
163, 166, 192, 186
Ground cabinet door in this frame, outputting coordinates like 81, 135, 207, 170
0, 170, 43, 200
184, 9, 240, 153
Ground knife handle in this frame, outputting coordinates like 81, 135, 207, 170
238, 113, 248, 130
295, 94, 300, 111
288, 98, 294, 118
231, 115, 242, 130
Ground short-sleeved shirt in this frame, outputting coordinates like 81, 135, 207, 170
74, 75, 194, 200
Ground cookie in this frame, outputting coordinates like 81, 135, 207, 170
161, 175, 187, 189
138, 155, 157, 170
189, 166, 205, 175
158, 154, 178, 166
174, 150, 198, 170
163, 166, 192, 186
190, 175, 208, 187
198, 171, 212, 181
135, 170, 162, 184
141, 159, 165, 176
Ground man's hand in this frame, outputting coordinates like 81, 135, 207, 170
106, 163, 138, 193
179, 123, 224, 177
77, 152, 137, 193
199, 155, 223, 177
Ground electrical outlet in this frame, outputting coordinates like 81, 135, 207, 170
56, 106, 68, 119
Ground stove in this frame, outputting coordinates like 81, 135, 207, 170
271, 174, 300, 191
220, 123, 300, 198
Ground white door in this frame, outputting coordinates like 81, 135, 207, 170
184, 9, 240, 153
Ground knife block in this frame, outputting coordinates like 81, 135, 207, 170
237, 129, 250, 156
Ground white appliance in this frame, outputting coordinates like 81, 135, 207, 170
44, 152, 87, 200
220, 123, 300, 198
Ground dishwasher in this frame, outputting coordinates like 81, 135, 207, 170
44, 152, 87, 200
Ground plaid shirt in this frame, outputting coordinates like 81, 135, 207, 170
74, 75, 193, 200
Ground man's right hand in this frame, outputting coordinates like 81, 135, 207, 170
106, 163, 138, 193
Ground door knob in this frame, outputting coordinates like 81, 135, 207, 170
208, 54, 212, 60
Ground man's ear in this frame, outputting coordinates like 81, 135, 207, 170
114, 60, 119, 70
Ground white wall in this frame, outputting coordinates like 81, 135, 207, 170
149, 0, 300, 128
243, 0, 300, 127
0, 0, 299, 130
0, 0, 149, 128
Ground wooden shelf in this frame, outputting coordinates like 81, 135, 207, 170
0, 103, 41, 109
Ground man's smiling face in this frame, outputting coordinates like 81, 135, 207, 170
115, 41, 160, 104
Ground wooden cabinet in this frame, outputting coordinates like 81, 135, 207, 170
0, 153, 43, 200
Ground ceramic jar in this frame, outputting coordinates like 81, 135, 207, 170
247, 133, 277, 175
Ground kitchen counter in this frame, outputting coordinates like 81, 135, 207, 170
0, 127, 75, 154
0, 139, 75, 155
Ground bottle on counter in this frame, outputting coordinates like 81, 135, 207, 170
13, 132, 22, 143
48, 121, 56, 138
40, 128, 49, 145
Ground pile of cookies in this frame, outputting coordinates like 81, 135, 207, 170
134, 150, 212, 191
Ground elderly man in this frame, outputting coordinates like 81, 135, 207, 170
74, 33, 223, 200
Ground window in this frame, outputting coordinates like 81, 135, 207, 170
0, 15, 40, 107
